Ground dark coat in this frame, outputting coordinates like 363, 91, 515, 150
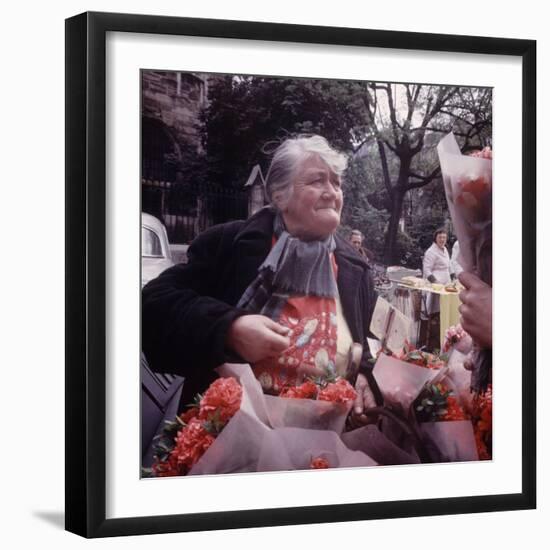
142, 207, 378, 408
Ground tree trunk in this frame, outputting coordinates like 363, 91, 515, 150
383, 191, 404, 265
383, 159, 410, 265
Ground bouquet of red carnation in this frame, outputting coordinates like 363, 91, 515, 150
412, 378, 481, 462
437, 133, 492, 278
396, 340, 448, 370
149, 377, 243, 477
279, 379, 319, 399
372, 343, 449, 411
148, 364, 374, 476
265, 374, 357, 434
370, 346, 479, 462
148, 364, 289, 477
279, 377, 357, 404
414, 382, 468, 423
437, 132, 492, 393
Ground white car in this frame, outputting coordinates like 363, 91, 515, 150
141, 213, 174, 287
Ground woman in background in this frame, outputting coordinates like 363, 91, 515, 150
421, 228, 451, 348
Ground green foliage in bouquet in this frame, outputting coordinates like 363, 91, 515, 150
141, 396, 205, 478
414, 384, 453, 422
399, 342, 449, 369
201, 408, 227, 436
141, 416, 184, 478
309, 362, 338, 387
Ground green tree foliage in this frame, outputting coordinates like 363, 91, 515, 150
182, 74, 492, 267
339, 156, 389, 260
200, 75, 359, 188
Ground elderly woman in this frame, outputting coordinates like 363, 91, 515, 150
142, 135, 379, 421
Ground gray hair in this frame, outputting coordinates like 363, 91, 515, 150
265, 135, 348, 209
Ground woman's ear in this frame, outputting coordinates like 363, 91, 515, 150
272, 190, 288, 212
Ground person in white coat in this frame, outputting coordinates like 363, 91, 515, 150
422, 228, 451, 316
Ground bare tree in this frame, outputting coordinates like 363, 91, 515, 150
355, 83, 491, 264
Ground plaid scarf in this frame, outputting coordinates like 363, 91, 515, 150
237, 212, 338, 321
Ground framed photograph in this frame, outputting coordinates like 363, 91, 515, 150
65, 11, 536, 538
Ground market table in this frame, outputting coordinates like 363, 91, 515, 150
391, 282, 462, 350
439, 292, 461, 348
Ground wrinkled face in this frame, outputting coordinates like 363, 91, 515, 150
280, 155, 343, 240
436, 232, 448, 249
350, 235, 362, 250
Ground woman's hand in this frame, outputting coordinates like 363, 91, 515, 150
458, 272, 492, 349
348, 373, 377, 428
225, 314, 291, 363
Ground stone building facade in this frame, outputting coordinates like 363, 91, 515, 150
141, 71, 208, 182
141, 71, 253, 244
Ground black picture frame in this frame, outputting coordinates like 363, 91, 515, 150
65, 11, 536, 538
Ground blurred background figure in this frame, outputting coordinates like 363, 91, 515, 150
421, 227, 451, 349
423, 228, 451, 305
349, 229, 374, 263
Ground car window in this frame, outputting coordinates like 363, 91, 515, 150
142, 227, 163, 257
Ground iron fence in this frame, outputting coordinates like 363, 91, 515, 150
142, 179, 249, 244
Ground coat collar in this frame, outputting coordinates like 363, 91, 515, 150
232, 206, 276, 255
333, 236, 369, 342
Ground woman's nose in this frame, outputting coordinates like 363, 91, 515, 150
321, 182, 337, 199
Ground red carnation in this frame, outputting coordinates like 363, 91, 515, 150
310, 457, 330, 469
279, 380, 319, 399
152, 454, 182, 477
318, 379, 357, 404
472, 385, 492, 460
178, 407, 199, 424
442, 396, 468, 421
172, 418, 215, 471
199, 377, 243, 423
